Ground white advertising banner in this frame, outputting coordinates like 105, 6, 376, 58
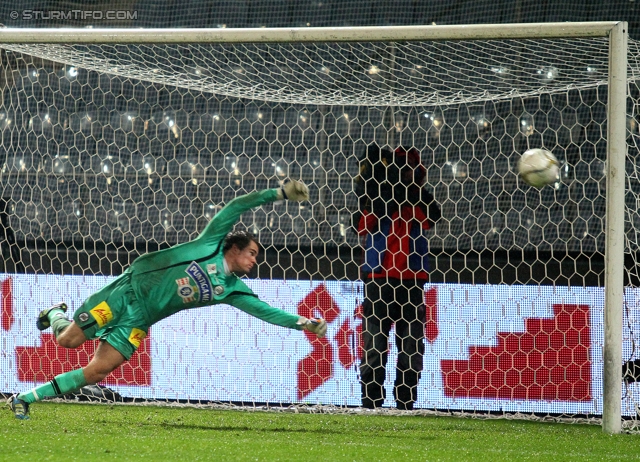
1, 272, 638, 416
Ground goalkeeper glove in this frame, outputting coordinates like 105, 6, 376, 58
277, 180, 309, 202
297, 316, 327, 338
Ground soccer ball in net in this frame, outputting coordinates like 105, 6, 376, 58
517, 148, 560, 188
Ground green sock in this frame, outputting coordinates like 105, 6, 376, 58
18, 369, 88, 404
49, 310, 72, 339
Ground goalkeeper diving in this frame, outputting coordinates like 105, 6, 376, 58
8, 181, 326, 419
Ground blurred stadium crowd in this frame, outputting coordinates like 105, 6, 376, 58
0, 0, 638, 284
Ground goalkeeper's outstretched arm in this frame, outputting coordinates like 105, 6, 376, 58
195, 180, 309, 247
225, 292, 326, 338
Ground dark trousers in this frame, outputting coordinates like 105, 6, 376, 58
360, 278, 426, 410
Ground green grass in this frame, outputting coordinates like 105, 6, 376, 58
2, 402, 640, 461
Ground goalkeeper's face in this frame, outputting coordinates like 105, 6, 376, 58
227, 241, 260, 276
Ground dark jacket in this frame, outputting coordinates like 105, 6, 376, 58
353, 144, 441, 280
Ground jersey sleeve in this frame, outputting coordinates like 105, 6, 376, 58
194, 188, 281, 246
130, 188, 281, 275
224, 292, 303, 331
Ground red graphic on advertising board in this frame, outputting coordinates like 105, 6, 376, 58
296, 284, 341, 399
1, 277, 13, 331
424, 286, 438, 343
4, 276, 152, 386
335, 304, 363, 369
16, 332, 152, 386
296, 285, 439, 398
441, 303, 592, 401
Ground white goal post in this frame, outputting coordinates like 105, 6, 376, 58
0, 22, 627, 43
0, 23, 630, 434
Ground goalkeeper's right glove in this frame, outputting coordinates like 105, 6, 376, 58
297, 316, 327, 338
277, 180, 309, 202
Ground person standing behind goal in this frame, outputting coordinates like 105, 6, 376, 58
354, 144, 441, 410
8, 181, 327, 419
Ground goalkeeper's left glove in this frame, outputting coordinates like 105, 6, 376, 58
277, 180, 309, 202
297, 316, 327, 338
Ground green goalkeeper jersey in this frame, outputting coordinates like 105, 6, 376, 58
126, 188, 302, 331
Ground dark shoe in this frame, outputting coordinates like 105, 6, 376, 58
623, 359, 640, 383
71, 385, 124, 403
36, 302, 68, 331
396, 403, 414, 411
8, 394, 30, 420
361, 398, 384, 409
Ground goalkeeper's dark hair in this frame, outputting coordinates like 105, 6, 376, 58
223, 230, 259, 254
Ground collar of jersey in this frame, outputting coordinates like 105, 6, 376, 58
222, 258, 231, 276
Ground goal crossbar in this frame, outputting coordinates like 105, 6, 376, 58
0, 22, 624, 44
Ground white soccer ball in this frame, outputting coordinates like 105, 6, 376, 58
517, 148, 560, 189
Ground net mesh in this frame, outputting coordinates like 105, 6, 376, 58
1, 33, 640, 430
3, 38, 639, 106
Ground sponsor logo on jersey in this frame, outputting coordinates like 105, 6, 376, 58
179, 286, 195, 298
89, 301, 113, 328
207, 263, 217, 275
175, 277, 195, 303
128, 328, 147, 349
185, 262, 213, 303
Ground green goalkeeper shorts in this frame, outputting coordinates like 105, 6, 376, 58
72, 271, 150, 360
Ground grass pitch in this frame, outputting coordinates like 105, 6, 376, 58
2, 402, 640, 461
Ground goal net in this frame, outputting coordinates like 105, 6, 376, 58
0, 24, 637, 431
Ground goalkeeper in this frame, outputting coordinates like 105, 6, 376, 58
9, 181, 326, 420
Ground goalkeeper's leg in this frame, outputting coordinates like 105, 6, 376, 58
37, 302, 73, 339
11, 341, 125, 419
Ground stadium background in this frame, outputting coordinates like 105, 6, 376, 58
0, 3, 639, 286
